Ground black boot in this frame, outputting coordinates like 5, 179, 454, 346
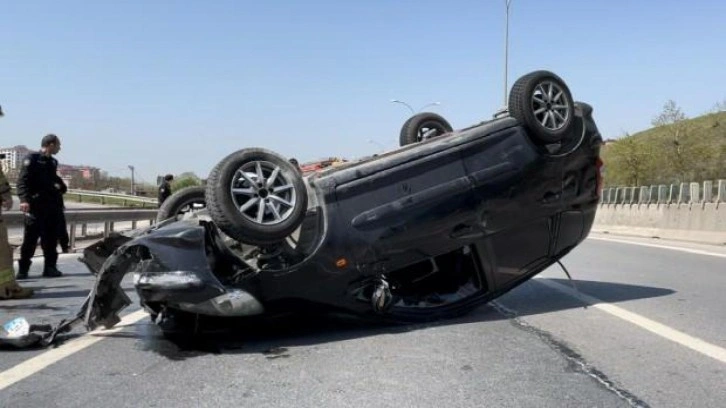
42, 266, 63, 278
16, 259, 31, 280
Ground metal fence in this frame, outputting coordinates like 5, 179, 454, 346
9, 184, 158, 207
66, 188, 158, 206
3, 208, 158, 251
600, 180, 726, 205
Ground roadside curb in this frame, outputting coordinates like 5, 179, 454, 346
591, 227, 726, 247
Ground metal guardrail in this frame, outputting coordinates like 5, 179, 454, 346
3, 209, 158, 251
66, 189, 158, 205
9, 184, 158, 206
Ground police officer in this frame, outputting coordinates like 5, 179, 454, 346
158, 174, 173, 207
16, 134, 66, 279
0, 104, 34, 298
289, 158, 303, 175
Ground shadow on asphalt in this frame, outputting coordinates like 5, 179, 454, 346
27, 287, 134, 300
89, 278, 675, 361
29, 290, 91, 300
41, 272, 95, 278
500, 277, 677, 317
0, 304, 70, 312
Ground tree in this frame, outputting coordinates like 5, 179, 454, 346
602, 133, 654, 186
97, 175, 132, 193
651, 100, 693, 183
172, 172, 202, 191
70, 172, 95, 190
710, 98, 726, 113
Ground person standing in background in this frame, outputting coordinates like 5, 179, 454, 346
16, 134, 66, 279
0, 104, 34, 298
158, 174, 173, 207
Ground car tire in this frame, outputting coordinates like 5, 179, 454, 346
156, 186, 207, 222
508, 70, 575, 144
399, 112, 453, 146
206, 148, 308, 246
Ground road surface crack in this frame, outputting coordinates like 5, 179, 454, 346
491, 301, 650, 408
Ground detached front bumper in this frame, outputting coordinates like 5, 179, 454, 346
79, 220, 264, 331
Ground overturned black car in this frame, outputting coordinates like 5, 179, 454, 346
81, 71, 603, 332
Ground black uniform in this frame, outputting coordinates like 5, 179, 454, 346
58, 179, 70, 253
16, 152, 67, 275
158, 180, 172, 207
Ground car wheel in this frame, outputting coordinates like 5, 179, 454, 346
508, 70, 575, 144
399, 112, 453, 146
156, 186, 207, 222
206, 148, 308, 246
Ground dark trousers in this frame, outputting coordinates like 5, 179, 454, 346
20, 208, 62, 269
58, 211, 69, 252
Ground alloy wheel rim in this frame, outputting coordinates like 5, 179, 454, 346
531, 81, 570, 131
229, 160, 297, 225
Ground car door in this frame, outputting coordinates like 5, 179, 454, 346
332, 139, 474, 274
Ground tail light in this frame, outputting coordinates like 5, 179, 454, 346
595, 157, 604, 197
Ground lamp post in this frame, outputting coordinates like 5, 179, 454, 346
390, 100, 441, 114
418, 101, 441, 112
367, 138, 385, 153
504, 0, 513, 107
390, 99, 415, 114
128, 165, 135, 196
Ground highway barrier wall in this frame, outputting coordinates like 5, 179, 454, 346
594, 180, 726, 245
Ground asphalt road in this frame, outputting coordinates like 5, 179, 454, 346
1, 233, 724, 407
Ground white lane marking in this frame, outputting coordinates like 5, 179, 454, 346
588, 236, 726, 259
0, 310, 148, 391
535, 278, 726, 364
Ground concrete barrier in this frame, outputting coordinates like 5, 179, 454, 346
595, 179, 726, 245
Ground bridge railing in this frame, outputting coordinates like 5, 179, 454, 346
600, 180, 726, 206
3, 208, 158, 251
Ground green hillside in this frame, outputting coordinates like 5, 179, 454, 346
601, 111, 726, 187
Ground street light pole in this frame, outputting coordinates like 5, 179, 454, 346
390, 99, 415, 114
128, 165, 135, 196
390, 100, 441, 114
504, 0, 513, 107
367, 139, 385, 153
417, 102, 441, 112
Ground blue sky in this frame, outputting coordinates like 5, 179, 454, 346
1, 0, 724, 183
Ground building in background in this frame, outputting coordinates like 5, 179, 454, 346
57, 164, 101, 190
0, 145, 33, 172
57, 164, 100, 181
0, 145, 100, 188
